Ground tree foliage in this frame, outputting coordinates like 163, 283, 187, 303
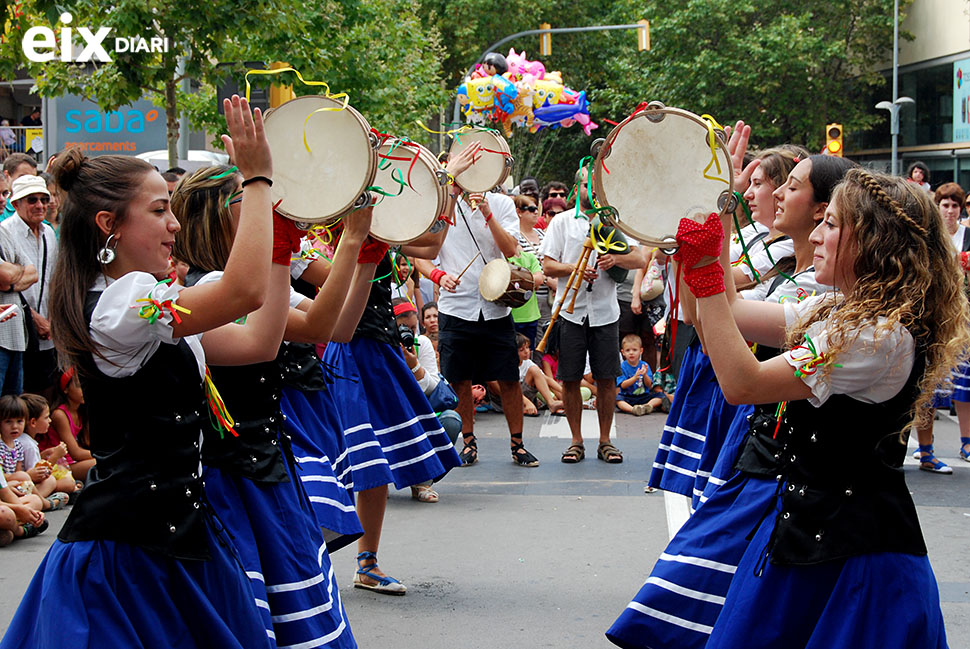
0, 0, 906, 180
421, 0, 907, 184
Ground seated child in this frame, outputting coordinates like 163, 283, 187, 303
0, 470, 47, 543
48, 369, 96, 483
649, 368, 675, 413
515, 334, 563, 415
1, 395, 67, 511
616, 334, 663, 416
22, 393, 78, 500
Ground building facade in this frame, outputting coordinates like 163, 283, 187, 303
850, 0, 970, 189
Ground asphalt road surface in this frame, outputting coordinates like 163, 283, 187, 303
1, 408, 967, 648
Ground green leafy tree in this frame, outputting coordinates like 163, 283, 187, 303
422, 0, 907, 184
0, 0, 446, 166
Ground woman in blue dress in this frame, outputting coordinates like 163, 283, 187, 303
608, 161, 961, 646
2, 96, 276, 649
172, 162, 374, 647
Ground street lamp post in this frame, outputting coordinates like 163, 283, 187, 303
875, 0, 914, 176
876, 97, 915, 176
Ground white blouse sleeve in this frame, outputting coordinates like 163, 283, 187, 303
782, 301, 915, 407
416, 334, 440, 395
290, 239, 316, 280
90, 272, 199, 378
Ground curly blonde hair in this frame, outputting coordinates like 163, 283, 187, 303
786, 168, 970, 427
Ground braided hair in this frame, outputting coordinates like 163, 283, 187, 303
786, 168, 969, 428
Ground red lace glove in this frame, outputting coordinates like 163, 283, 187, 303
673, 213, 726, 297
358, 236, 390, 265
273, 211, 304, 266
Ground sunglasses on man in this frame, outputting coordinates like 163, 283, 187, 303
548, 190, 567, 198
23, 195, 50, 205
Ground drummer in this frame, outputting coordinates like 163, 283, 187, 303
431, 186, 541, 468
539, 168, 645, 464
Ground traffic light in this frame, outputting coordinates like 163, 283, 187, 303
637, 19, 651, 51
539, 23, 551, 56
825, 123, 843, 157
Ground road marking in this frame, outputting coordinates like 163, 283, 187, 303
538, 409, 617, 439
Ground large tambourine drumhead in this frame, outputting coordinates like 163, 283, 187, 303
263, 95, 377, 224
450, 129, 512, 193
592, 106, 734, 250
370, 141, 448, 245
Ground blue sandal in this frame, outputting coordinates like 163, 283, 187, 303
353, 552, 406, 595
918, 444, 953, 474
960, 437, 970, 462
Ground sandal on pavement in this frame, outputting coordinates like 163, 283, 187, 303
19, 519, 49, 540
47, 492, 69, 510
510, 436, 539, 467
459, 435, 478, 467
561, 444, 585, 464
597, 442, 623, 464
354, 552, 406, 595
918, 444, 952, 474
410, 482, 439, 503
961, 437, 970, 462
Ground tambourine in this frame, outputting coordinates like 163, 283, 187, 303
370, 140, 450, 245
479, 259, 535, 308
449, 129, 513, 193
263, 95, 379, 225
591, 102, 735, 252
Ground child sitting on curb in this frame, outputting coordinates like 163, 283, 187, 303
616, 334, 663, 416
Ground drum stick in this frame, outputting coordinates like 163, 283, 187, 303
537, 238, 591, 353
566, 240, 595, 314
454, 252, 482, 282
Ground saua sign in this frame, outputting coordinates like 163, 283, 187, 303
22, 13, 169, 63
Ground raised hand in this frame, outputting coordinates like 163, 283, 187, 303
445, 142, 483, 177
343, 206, 374, 243
221, 95, 272, 181
724, 120, 759, 197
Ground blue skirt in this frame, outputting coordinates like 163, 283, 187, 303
699, 404, 754, 506
607, 472, 948, 649
281, 386, 364, 551
204, 464, 356, 649
932, 358, 970, 408
1, 525, 274, 649
691, 385, 741, 510
321, 338, 461, 491
649, 341, 717, 498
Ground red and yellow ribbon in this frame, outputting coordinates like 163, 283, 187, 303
203, 366, 238, 439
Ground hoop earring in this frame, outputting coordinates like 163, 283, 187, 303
97, 234, 118, 265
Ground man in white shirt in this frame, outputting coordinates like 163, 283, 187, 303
540, 170, 644, 464
433, 190, 539, 467
1, 174, 58, 396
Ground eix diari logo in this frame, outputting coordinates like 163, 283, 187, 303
22, 12, 169, 63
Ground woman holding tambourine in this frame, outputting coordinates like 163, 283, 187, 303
609, 161, 956, 648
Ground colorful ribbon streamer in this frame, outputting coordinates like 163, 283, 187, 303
789, 334, 842, 379
700, 114, 730, 185
133, 279, 191, 325
244, 67, 349, 153
203, 366, 238, 439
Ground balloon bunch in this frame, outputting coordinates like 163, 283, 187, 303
456, 49, 597, 137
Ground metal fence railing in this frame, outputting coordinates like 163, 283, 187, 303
0, 125, 44, 163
